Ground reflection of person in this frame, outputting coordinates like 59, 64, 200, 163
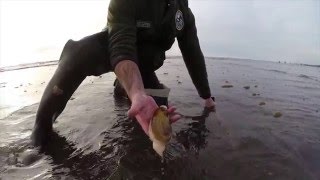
31, 0, 215, 146
176, 107, 214, 155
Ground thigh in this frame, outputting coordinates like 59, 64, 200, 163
59, 31, 111, 76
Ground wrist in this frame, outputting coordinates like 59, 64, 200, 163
130, 90, 147, 101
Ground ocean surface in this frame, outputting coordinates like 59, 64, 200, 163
0, 57, 319, 179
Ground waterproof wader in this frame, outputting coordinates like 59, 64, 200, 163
31, 31, 168, 146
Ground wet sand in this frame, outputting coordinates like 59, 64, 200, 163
0, 57, 319, 179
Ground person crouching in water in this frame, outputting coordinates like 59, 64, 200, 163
31, 0, 215, 146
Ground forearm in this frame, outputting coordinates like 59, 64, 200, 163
178, 38, 211, 99
178, 8, 211, 99
114, 60, 146, 100
184, 55, 211, 99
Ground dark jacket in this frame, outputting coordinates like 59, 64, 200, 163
107, 0, 211, 99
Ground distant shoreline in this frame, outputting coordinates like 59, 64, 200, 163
0, 60, 58, 72
1, 56, 319, 72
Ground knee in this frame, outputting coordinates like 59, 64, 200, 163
57, 39, 90, 75
59, 39, 76, 60
59, 39, 83, 67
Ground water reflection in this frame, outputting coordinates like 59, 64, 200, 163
37, 96, 215, 179
175, 107, 214, 156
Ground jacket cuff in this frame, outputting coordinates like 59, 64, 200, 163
200, 92, 211, 99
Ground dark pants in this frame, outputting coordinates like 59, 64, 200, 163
32, 31, 165, 146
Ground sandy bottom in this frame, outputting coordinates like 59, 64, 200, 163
0, 58, 319, 180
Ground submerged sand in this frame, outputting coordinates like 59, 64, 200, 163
0, 57, 319, 179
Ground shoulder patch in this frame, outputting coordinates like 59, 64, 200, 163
175, 10, 184, 31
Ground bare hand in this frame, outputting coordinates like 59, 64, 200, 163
128, 93, 181, 135
204, 97, 216, 108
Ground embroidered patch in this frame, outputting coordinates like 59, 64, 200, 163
136, 21, 152, 28
175, 10, 184, 31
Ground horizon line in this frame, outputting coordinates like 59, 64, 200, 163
0, 56, 319, 72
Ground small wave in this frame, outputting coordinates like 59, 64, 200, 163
298, 74, 312, 79
290, 85, 320, 91
300, 64, 320, 68
297, 74, 320, 83
0, 60, 58, 72
268, 69, 287, 74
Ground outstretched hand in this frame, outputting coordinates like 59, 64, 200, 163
128, 93, 181, 135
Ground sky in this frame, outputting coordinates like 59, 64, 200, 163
0, 0, 319, 67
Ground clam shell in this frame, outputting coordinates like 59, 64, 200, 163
149, 106, 172, 156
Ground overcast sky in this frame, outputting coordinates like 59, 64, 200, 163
1, 0, 319, 67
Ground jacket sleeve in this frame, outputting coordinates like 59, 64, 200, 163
177, 8, 211, 99
107, 0, 138, 69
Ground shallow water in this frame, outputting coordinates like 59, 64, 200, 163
0, 58, 319, 179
